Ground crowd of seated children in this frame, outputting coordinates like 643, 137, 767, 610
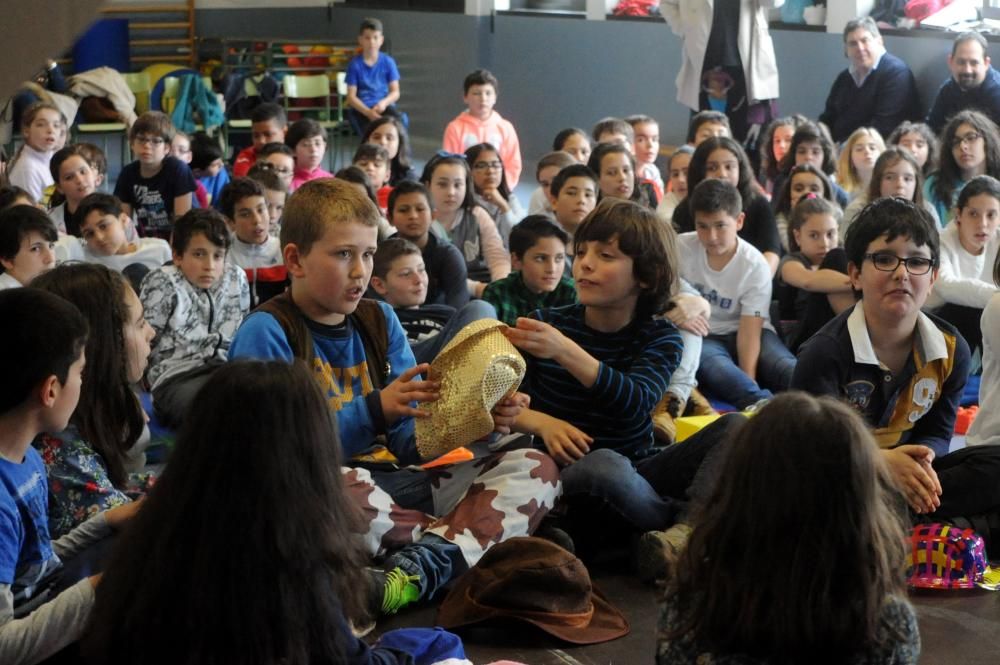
233, 103, 288, 178
527, 150, 575, 216
31, 263, 155, 538
483, 215, 577, 326
552, 126, 592, 164
362, 115, 417, 185
245, 164, 287, 238
926, 175, 1000, 358
504, 197, 741, 567
777, 197, 854, 352
82, 361, 415, 665
421, 152, 509, 297
370, 237, 494, 364
771, 163, 836, 251
794, 198, 1000, 532
287, 118, 332, 190
443, 69, 522, 189
353, 143, 392, 212
140, 209, 249, 430
836, 127, 885, 198
888, 120, 939, 178
466, 142, 524, 244
926, 109, 1000, 225
674, 136, 782, 274
189, 132, 230, 208
678, 179, 796, 409
0, 204, 58, 290
657, 393, 919, 665
345, 16, 403, 137
169, 131, 209, 209
113, 111, 195, 240
7, 102, 66, 205
843, 147, 940, 236
386, 180, 469, 309
656, 145, 693, 224
0, 288, 141, 665
230, 178, 559, 616
219, 177, 285, 308
627, 114, 663, 193
546, 163, 599, 248
334, 165, 394, 240
76, 193, 172, 289
253, 141, 295, 191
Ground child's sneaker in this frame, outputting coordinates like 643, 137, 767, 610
636, 522, 692, 585
685, 389, 717, 417
653, 392, 685, 444
367, 566, 421, 617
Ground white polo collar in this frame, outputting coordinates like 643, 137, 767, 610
847, 302, 949, 368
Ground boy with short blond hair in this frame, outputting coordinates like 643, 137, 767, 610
483, 215, 577, 326
442, 69, 522, 189
679, 179, 796, 409
139, 208, 249, 428
345, 17, 404, 136
232, 103, 288, 178
219, 177, 285, 307
229, 178, 558, 616
114, 111, 196, 239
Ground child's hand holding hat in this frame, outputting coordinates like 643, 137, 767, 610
491, 391, 530, 435
379, 363, 441, 423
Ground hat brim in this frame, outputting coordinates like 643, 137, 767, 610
435, 582, 630, 645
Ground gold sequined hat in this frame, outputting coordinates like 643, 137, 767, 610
415, 318, 526, 460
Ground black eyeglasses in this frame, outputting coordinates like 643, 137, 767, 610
472, 160, 502, 171
950, 131, 983, 148
864, 252, 935, 275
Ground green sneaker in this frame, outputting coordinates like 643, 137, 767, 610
374, 566, 421, 615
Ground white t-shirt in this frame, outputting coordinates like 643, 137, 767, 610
967, 292, 1000, 446
0, 272, 22, 290
926, 222, 1000, 310
677, 232, 774, 335
527, 186, 552, 216
82, 237, 172, 273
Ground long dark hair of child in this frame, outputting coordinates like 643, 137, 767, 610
465, 142, 512, 200
773, 163, 835, 219
83, 360, 369, 665
932, 109, 1000, 208
664, 392, 909, 663
866, 147, 926, 207
758, 114, 807, 184
586, 142, 648, 206
687, 136, 758, 207
777, 121, 838, 176
553, 127, 588, 151
30, 263, 144, 488
787, 196, 843, 253
334, 165, 379, 207
361, 115, 413, 186
576, 197, 677, 317
420, 152, 477, 211
887, 121, 939, 177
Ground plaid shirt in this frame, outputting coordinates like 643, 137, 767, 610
482, 271, 577, 326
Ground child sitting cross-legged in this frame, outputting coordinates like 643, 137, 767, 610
370, 237, 494, 364
793, 198, 1000, 540
220, 177, 286, 308
31, 263, 156, 538
679, 179, 796, 409
505, 197, 743, 566
386, 180, 469, 310
139, 208, 250, 429
483, 215, 577, 326
229, 178, 559, 616
0, 288, 141, 665
77, 193, 173, 289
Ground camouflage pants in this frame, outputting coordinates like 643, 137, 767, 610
343, 447, 561, 567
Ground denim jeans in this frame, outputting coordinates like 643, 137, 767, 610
411, 300, 496, 364
697, 328, 796, 409
558, 413, 745, 533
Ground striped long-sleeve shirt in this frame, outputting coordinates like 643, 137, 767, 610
523, 304, 683, 460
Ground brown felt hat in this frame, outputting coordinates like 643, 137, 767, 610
436, 537, 630, 645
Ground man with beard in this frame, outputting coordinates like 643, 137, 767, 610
927, 32, 1000, 134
